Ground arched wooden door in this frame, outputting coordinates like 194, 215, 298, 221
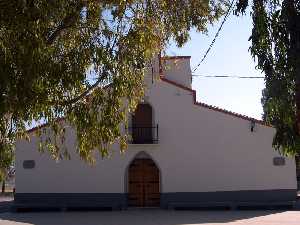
128, 158, 160, 207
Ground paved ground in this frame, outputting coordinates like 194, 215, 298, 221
0, 195, 13, 213
0, 195, 300, 225
0, 209, 300, 225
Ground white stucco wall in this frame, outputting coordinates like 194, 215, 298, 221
162, 57, 192, 88
15, 58, 297, 194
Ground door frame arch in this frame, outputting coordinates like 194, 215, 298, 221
130, 102, 156, 144
129, 102, 156, 128
124, 151, 161, 207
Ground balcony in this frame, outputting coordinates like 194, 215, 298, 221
129, 125, 159, 144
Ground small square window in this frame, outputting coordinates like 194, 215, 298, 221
23, 160, 35, 169
273, 157, 285, 166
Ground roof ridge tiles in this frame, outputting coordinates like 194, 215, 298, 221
160, 77, 270, 127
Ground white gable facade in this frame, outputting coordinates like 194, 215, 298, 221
15, 56, 297, 210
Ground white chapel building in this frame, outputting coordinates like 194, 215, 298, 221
15, 56, 297, 210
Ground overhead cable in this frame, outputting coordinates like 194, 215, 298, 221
192, 0, 236, 72
192, 74, 264, 79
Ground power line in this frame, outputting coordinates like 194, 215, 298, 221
192, 74, 264, 79
192, 0, 236, 73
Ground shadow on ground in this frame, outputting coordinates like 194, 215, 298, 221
0, 209, 294, 225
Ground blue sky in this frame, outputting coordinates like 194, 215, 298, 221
166, 11, 265, 120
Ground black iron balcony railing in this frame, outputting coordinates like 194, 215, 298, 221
128, 125, 159, 144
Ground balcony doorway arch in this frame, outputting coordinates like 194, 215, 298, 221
132, 103, 153, 144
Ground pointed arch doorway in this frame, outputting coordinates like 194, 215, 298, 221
128, 154, 160, 207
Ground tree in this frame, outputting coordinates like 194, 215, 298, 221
0, 143, 13, 193
236, 0, 300, 156
0, 0, 228, 163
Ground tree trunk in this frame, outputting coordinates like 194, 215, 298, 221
1, 180, 5, 194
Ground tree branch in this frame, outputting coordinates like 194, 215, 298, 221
46, 3, 84, 45
66, 76, 106, 105
53, 72, 109, 107
47, 16, 77, 45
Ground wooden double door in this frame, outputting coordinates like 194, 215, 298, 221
128, 159, 160, 207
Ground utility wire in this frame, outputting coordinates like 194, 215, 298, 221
192, 0, 236, 73
192, 74, 264, 79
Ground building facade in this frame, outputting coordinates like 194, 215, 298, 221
15, 56, 297, 209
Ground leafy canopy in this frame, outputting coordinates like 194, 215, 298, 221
236, 0, 300, 156
0, 0, 228, 163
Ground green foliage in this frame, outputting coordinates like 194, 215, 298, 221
0, 0, 228, 163
236, 0, 300, 155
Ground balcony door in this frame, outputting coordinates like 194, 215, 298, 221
132, 104, 153, 144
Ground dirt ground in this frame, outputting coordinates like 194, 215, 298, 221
0, 209, 300, 225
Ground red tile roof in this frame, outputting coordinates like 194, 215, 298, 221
27, 117, 65, 134
161, 56, 191, 60
160, 77, 270, 127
